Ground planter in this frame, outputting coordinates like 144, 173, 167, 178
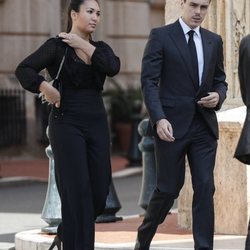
114, 122, 132, 152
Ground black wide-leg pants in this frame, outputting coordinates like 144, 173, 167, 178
48, 89, 111, 250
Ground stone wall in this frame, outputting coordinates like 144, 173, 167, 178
0, 0, 61, 154
94, 0, 166, 90
0, 0, 165, 154
0, 0, 60, 75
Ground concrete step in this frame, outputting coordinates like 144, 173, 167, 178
0, 242, 15, 250
15, 229, 245, 250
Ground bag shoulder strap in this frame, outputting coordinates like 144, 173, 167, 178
55, 47, 68, 80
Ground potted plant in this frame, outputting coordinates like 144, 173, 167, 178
103, 79, 143, 152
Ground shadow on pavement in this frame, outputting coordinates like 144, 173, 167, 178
0, 233, 15, 243
0, 182, 47, 213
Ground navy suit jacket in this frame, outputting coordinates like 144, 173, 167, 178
142, 20, 228, 139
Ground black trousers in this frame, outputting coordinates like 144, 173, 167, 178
48, 89, 111, 250
136, 113, 217, 250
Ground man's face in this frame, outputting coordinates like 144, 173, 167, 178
181, 0, 210, 29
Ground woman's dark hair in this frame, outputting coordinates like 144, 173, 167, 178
67, 0, 99, 33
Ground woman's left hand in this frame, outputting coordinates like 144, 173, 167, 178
59, 32, 87, 49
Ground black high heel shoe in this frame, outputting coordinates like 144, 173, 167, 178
48, 235, 62, 250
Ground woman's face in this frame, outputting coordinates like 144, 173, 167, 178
72, 0, 100, 35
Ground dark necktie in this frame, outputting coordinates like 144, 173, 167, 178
188, 30, 199, 89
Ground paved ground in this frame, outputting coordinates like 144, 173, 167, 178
0, 174, 146, 243
0, 156, 247, 250
0, 156, 129, 179
0, 181, 47, 243
0, 160, 147, 248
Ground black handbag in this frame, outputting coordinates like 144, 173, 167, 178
39, 47, 68, 104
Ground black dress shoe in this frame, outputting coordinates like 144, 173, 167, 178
135, 189, 175, 249
134, 237, 149, 250
246, 232, 250, 250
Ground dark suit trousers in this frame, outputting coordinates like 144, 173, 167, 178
48, 89, 111, 250
155, 112, 217, 250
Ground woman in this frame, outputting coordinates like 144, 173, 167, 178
15, 0, 120, 249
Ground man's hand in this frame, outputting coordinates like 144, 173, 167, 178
156, 119, 175, 142
197, 92, 219, 108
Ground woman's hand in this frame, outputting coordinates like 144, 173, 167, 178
58, 32, 96, 63
59, 32, 88, 49
39, 81, 61, 107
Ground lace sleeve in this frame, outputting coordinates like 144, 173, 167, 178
15, 38, 57, 93
91, 41, 120, 77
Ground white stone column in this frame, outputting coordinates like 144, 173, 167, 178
165, 0, 180, 24
101, 0, 151, 89
178, 107, 250, 235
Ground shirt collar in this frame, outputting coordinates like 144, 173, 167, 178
179, 17, 201, 38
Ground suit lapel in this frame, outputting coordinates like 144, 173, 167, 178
169, 21, 197, 89
200, 28, 213, 86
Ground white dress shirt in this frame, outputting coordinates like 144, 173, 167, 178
179, 17, 204, 86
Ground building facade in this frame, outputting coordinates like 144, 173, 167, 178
1, 0, 249, 155
0, 0, 165, 155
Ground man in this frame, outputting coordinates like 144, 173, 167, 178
234, 35, 250, 250
234, 34, 250, 165
135, 0, 227, 249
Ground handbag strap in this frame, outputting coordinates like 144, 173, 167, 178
55, 47, 68, 80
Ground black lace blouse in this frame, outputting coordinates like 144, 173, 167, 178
15, 37, 120, 93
